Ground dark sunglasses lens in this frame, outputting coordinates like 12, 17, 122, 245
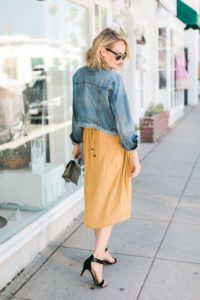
116, 54, 127, 61
116, 56, 122, 61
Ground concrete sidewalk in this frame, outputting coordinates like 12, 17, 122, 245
1, 105, 200, 300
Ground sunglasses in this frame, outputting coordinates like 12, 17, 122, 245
106, 48, 127, 61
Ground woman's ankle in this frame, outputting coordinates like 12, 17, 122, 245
93, 251, 104, 260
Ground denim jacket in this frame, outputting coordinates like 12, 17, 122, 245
70, 66, 138, 151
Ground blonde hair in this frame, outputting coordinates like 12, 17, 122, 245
86, 27, 130, 70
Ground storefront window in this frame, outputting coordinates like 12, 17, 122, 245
94, 3, 108, 34
159, 28, 167, 47
170, 29, 184, 108
101, 7, 107, 29
0, 0, 89, 243
159, 71, 167, 89
95, 4, 100, 33
158, 28, 167, 89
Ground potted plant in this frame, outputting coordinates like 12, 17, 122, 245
0, 142, 31, 170
140, 103, 169, 142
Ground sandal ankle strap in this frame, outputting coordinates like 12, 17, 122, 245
91, 255, 104, 264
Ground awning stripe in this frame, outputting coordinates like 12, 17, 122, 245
177, 0, 200, 30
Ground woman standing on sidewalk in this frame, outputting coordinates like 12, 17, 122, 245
70, 27, 141, 288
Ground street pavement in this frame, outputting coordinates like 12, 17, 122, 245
1, 104, 200, 300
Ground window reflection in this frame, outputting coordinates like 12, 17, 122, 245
94, 4, 107, 34
159, 71, 167, 89
0, 0, 88, 145
159, 50, 167, 69
158, 28, 166, 48
0, 0, 88, 243
3, 58, 17, 80
101, 7, 107, 29
158, 27, 167, 89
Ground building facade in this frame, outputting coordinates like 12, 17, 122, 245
0, 0, 199, 289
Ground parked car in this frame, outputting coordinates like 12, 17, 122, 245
24, 68, 49, 124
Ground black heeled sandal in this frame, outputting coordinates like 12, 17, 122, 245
80, 255, 108, 288
103, 248, 117, 265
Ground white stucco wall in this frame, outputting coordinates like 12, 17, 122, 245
136, 0, 158, 109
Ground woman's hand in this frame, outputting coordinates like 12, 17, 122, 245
72, 144, 82, 160
129, 150, 141, 178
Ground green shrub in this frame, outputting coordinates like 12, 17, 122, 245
144, 103, 164, 117
0, 142, 31, 160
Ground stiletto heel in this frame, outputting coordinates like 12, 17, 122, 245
80, 267, 85, 276
80, 255, 108, 288
103, 248, 117, 265
80, 256, 91, 276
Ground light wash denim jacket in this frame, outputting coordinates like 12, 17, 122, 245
70, 66, 138, 151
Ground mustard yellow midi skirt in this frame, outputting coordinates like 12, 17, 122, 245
83, 127, 132, 229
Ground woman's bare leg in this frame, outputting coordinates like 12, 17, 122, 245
91, 225, 113, 284
94, 226, 115, 262
93, 225, 113, 257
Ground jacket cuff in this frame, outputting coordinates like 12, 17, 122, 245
121, 134, 138, 151
70, 133, 81, 145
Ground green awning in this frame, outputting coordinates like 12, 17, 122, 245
177, 0, 200, 30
